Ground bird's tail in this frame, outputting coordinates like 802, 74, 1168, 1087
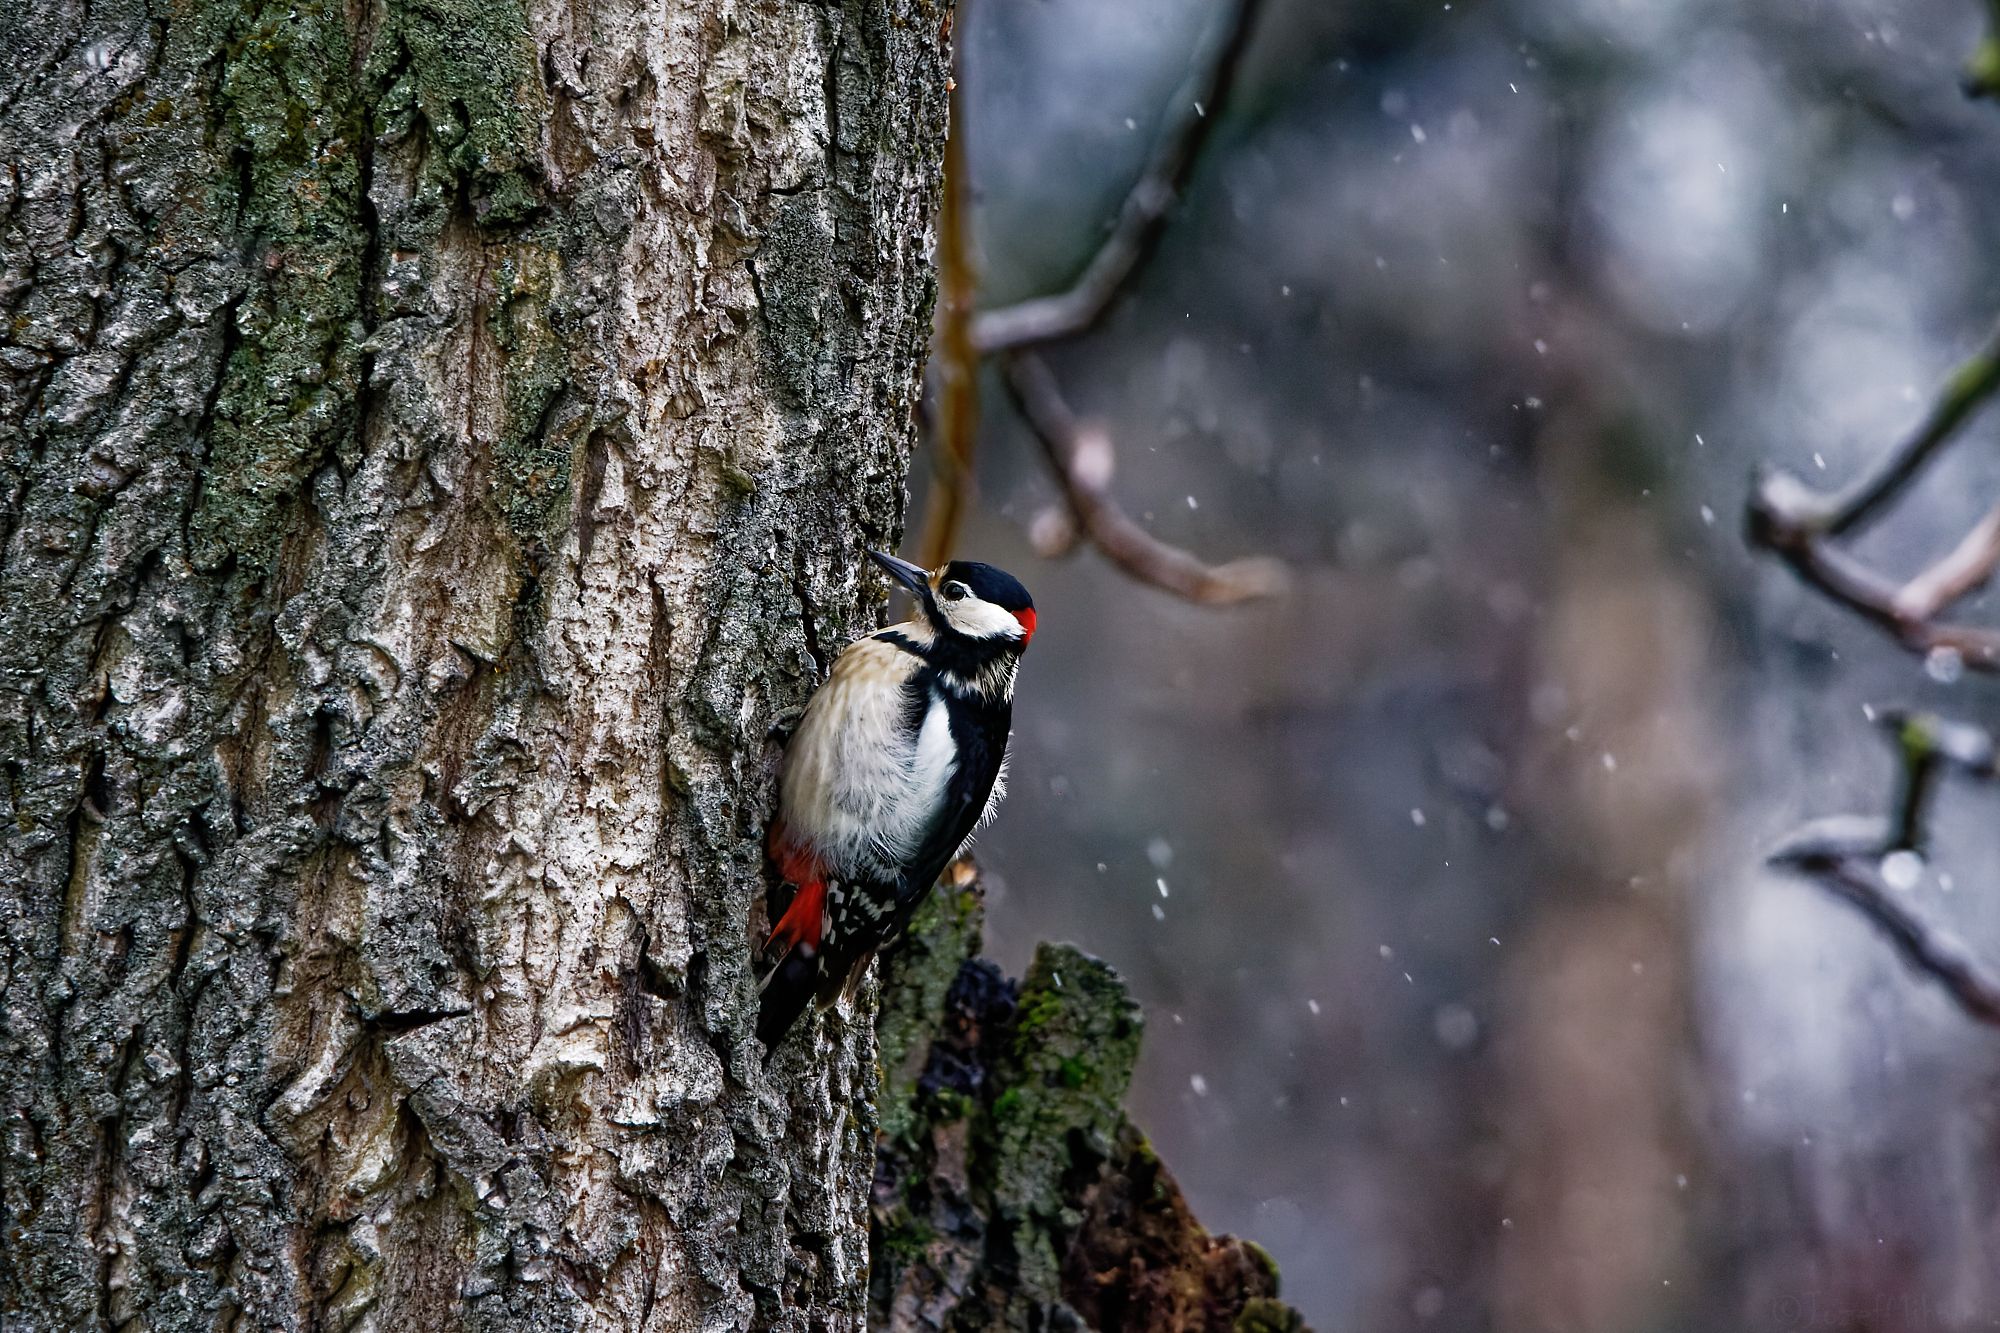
757, 947, 819, 1052
757, 878, 827, 1053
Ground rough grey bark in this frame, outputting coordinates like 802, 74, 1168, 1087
0, 0, 950, 1324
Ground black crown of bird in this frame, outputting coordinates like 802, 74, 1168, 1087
758, 549, 1036, 1050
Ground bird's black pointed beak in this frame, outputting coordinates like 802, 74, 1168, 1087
867, 549, 931, 596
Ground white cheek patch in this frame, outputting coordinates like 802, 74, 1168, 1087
939, 596, 1023, 641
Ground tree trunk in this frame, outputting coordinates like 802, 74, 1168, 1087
0, 0, 949, 1323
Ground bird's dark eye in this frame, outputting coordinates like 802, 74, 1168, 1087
942, 582, 968, 601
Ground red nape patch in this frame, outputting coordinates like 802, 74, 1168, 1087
766, 881, 825, 956
1013, 608, 1037, 645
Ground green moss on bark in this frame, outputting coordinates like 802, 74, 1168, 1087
984, 943, 1143, 1297
189, 0, 553, 575
875, 865, 988, 1148
194, 0, 366, 573
380, 0, 544, 220
486, 246, 574, 544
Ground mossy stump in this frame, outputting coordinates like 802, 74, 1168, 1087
870, 863, 1311, 1332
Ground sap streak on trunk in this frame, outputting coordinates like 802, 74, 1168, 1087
0, 0, 950, 1325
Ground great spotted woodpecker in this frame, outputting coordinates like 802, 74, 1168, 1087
758, 550, 1037, 1050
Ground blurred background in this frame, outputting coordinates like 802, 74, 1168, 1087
918, 0, 2000, 1328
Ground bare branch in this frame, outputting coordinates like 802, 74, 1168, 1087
914, 0, 1284, 605
1770, 835, 2000, 1028
1744, 21, 2000, 1042
1747, 484, 2000, 670
1001, 353, 1287, 604
1755, 321, 2000, 539
1747, 327, 2000, 671
971, 0, 1266, 354
1893, 501, 2000, 620
918, 71, 981, 569
1765, 713, 2000, 1026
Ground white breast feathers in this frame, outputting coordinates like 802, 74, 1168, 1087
779, 636, 956, 881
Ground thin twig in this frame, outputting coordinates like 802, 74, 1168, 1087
1766, 713, 2000, 1027
1755, 321, 2000, 539
1002, 353, 1286, 603
919, 66, 981, 570
971, 0, 1266, 354
1881, 708, 2000, 776
1966, 0, 2000, 97
1770, 828, 2000, 1028
1747, 324, 2000, 671
1747, 17, 2000, 1039
916, 0, 1284, 604
1746, 491, 2000, 669
1893, 501, 2000, 620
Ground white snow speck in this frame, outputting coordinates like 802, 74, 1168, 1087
1881, 849, 1924, 891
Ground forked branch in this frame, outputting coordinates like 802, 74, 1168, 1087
1002, 353, 1288, 604
1767, 712, 2000, 1028
1748, 323, 2000, 672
